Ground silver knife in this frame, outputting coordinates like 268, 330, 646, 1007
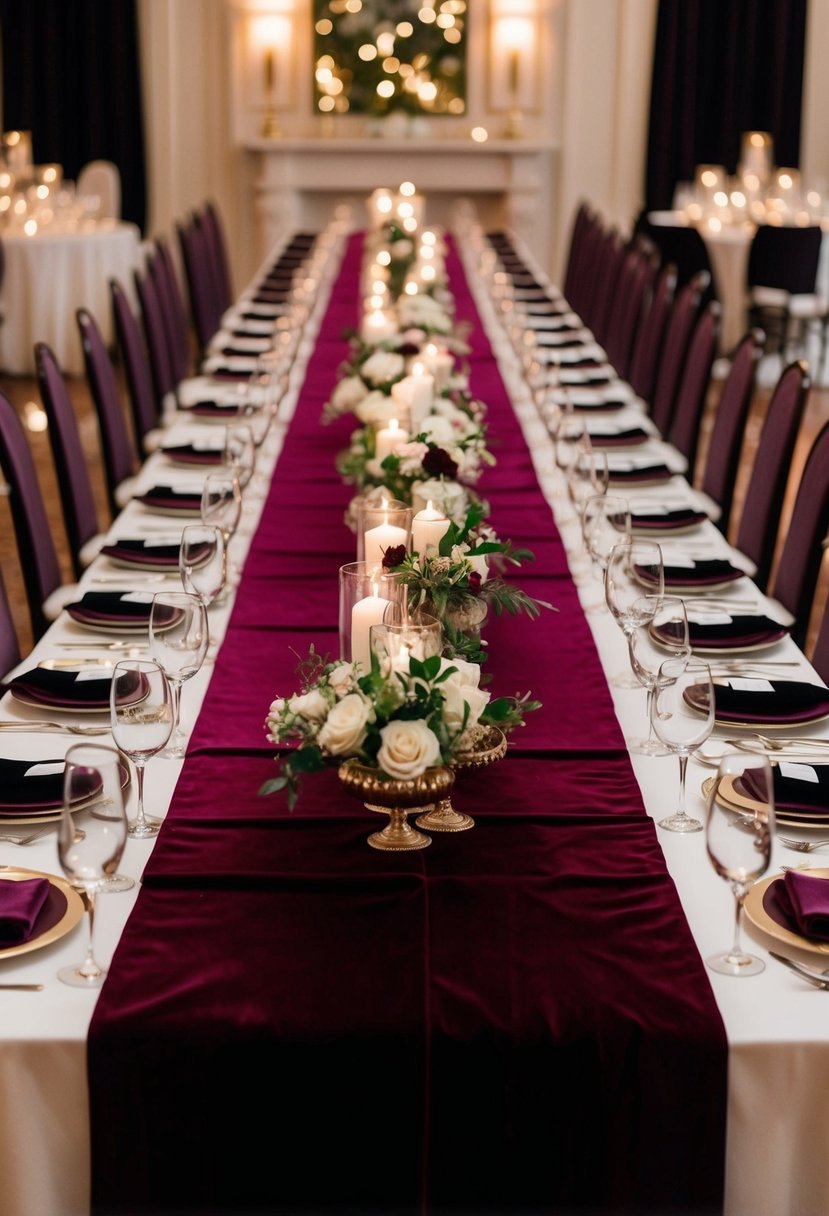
0, 983, 44, 991
770, 951, 829, 988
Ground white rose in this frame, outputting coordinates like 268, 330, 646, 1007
330, 375, 368, 413
419, 415, 456, 447
355, 391, 400, 426
361, 350, 405, 385
328, 662, 357, 699
317, 693, 373, 755
288, 689, 329, 722
377, 718, 441, 780
441, 675, 490, 734
412, 478, 468, 522
438, 656, 481, 688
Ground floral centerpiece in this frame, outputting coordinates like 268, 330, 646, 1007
381, 504, 556, 666
261, 645, 497, 810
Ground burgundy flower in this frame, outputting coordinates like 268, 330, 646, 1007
467, 571, 482, 594
422, 446, 459, 480
382, 544, 407, 570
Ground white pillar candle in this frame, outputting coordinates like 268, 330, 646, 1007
364, 520, 409, 570
351, 591, 392, 672
411, 500, 451, 556
375, 418, 410, 463
361, 308, 398, 345
392, 368, 434, 433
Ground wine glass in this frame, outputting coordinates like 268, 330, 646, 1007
604, 539, 664, 688
149, 592, 209, 759
201, 470, 242, 586
567, 441, 609, 579
57, 743, 128, 987
223, 423, 256, 494
110, 658, 173, 838
626, 595, 690, 756
705, 752, 775, 976
582, 494, 630, 611
650, 655, 715, 833
553, 411, 586, 503
179, 523, 226, 654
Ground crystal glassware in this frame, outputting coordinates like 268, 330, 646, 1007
650, 655, 715, 832
110, 658, 174, 838
148, 592, 209, 759
626, 595, 690, 756
604, 538, 664, 688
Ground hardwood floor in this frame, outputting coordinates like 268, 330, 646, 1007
1, 352, 829, 663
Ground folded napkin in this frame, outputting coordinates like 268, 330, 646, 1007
741, 762, 829, 813
608, 463, 673, 485
630, 507, 708, 531
686, 613, 789, 650
774, 870, 829, 941
588, 426, 650, 448
707, 679, 829, 726
180, 400, 243, 419
66, 591, 180, 631
660, 559, 745, 588
0, 757, 65, 811
9, 665, 146, 711
0, 878, 51, 946
571, 396, 628, 412
100, 538, 181, 568
251, 290, 290, 305
161, 442, 224, 466
559, 373, 612, 387
134, 486, 203, 513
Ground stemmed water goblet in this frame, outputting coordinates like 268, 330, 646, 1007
179, 523, 226, 654
57, 743, 128, 987
705, 752, 775, 976
567, 441, 609, 579
201, 470, 242, 586
110, 659, 174, 838
582, 494, 630, 612
650, 655, 716, 833
626, 595, 690, 756
604, 539, 664, 688
223, 423, 256, 500
148, 592, 209, 759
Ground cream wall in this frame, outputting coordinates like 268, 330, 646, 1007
137, 0, 827, 293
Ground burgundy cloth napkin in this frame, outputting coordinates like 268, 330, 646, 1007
134, 486, 203, 512
66, 592, 179, 630
0, 878, 51, 946
708, 679, 829, 725
588, 426, 650, 447
571, 396, 628, 412
608, 463, 673, 485
181, 400, 243, 419
687, 614, 789, 650
559, 372, 613, 387
774, 870, 829, 941
161, 442, 224, 466
661, 559, 745, 588
631, 507, 708, 531
100, 539, 181, 567
9, 665, 146, 711
740, 760, 829, 813
0, 757, 64, 810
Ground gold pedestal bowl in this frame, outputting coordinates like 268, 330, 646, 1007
338, 760, 455, 851
415, 724, 507, 832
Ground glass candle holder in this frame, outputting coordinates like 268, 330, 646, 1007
339, 561, 406, 673
355, 498, 412, 570
369, 612, 444, 676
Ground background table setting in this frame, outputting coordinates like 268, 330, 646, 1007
2, 193, 829, 1216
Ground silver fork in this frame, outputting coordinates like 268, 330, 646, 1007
0, 830, 49, 845
777, 836, 829, 853
0, 721, 109, 735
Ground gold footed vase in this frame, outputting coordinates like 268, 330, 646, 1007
416, 724, 507, 832
338, 760, 455, 851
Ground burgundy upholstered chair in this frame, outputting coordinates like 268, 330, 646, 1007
76, 306, 140, 518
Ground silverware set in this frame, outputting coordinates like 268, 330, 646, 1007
770, 952, 829, 990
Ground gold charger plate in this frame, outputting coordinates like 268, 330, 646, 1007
0, 866, 84, 960
0, 760, 131, 827
701, 774, 829, 831
744, 867, 829, 958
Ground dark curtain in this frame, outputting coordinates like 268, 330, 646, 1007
0, 0, 146, 233
645, 0, 807, 211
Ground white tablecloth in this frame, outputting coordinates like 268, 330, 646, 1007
0, 221, 142, 376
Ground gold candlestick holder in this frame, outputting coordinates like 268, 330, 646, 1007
261, 47, 282, 139
416, 724, 507, 832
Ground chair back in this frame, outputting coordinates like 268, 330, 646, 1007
699, 329, 764, 536
0, 566, 20, 679
76, 159, 121, 220
734, 359, 810, 590
590, 228, 627, 346
133, 263, 178, 409
76, 306, 138, 517
0, 388, 63, 640
177, 212, 220, 353
603, 242, 659, 381
562, 201, 593, 306
567, 208, 606, 324
199, 200, 234, 317
35, 341, 101, 580
627, 264, 676, 402
648, 269, 708, 434
747, 224, 823, 296
770, 418, 829, 648
667, 300, 720, 475
110, 277, 163, 454
638, 218, 717, 308
809, 594, 829, 685
150, 236, 192, 385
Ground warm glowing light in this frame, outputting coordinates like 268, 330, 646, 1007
377, 195, 393, 215
319, 96, 335, 112
700, 169, 719, 188
418, 81, 438, 103
399, 181, 416, 196
743, 172, 759, 191
402, 216, 418, 232
377, 249, 391, 265
807, 189, 822, 208
405, 281, 419, 295
713, 190, 728, 208
396, 22, 413, 36
750, 131, 767, 148
419, 6, 436, 22
706, 216, 722, 233
397, 201, 415, 219
377, 80, 395, 98
421, 264, 436, 282
358, 43, 377, 61
23, 218, 38, 236
383, 56, 401, 73
730, 190, 746, 208
421, 230, 436, 246
377, 31, 395, 56
778, 173, 794, 190
471, 126, 488, 142
24, 401, 48, 433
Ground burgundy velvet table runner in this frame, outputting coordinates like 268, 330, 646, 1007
88, 234, 727, 1215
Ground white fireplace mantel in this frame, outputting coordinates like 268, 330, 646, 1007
244, 135, 558, 270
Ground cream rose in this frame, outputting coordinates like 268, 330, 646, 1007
288, 689, 329, 722
377, 718, 441, 780
328, 662, 357, 699
329, 374, 368, 413
361, 349, 405, 386
438, 656, 481, 688
355, 391, 400, 426
441, 675, 490, 735
317, 693, 373, 755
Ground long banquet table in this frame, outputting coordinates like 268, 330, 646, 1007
2, 213, 829, 1216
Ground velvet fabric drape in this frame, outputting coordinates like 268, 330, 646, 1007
645, 0, 807, 210
0, 0, 146, 232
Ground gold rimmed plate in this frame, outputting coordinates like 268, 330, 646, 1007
684, 678, 829, 730
744, 868, 829, 958
0, 866, 85, 960
701, 774, 829, 831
